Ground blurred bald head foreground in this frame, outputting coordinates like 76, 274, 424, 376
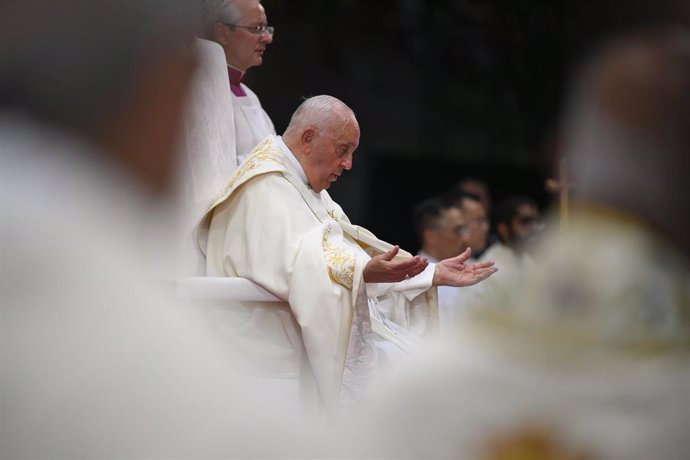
563, 28, 690, 256
0, 0, 200, 193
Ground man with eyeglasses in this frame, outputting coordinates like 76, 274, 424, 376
203, 0, 275, 165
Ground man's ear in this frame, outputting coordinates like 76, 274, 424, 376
301, 127, 315, 153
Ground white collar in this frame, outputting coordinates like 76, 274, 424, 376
276, 135, 308, 185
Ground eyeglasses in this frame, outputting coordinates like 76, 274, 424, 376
222, 23, 274, 37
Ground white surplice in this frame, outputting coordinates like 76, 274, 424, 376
199, 135, 439, 410
232, 82, 275, 165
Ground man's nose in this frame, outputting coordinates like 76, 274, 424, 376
341, 155, 353, 170
260, 31, 273, 44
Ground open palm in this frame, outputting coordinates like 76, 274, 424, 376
433, 248, 497, 287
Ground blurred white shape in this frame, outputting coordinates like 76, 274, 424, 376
174, 38, 237, 277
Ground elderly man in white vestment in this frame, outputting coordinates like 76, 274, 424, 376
203, 0, 276, 165
199, 95, 497, 409
0, 0, 315, 457
325, 29, 690, 460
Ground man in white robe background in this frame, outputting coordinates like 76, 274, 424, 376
413, 197, 470, 333
199, 95, 497, 410
203, 0, 276, 165
466, 195, 542, 311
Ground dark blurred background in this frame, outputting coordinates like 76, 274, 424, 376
247, 0, 684, 253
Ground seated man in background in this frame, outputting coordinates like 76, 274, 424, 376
457, 177, 492, 218
445, 189, 490, 260
199, 95, 497, 409
413, 197, 469, 332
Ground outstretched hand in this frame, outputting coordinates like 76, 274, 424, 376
363, 246, 429, 283
432, 248, 497, 287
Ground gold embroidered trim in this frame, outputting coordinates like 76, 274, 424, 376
215, 138, 287, 200
326, 209, 339, 221
322, 224, 356, 289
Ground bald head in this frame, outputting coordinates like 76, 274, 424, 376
283, 96, 360, 192
284, 95, 358, 138
563, 29, 690, 255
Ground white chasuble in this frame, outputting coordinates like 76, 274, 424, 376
199, 136, 439, 410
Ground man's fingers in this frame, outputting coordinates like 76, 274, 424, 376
380, 245, 400, 261
405, 260, 427, 278
386, 256, 427, 281
470, 260, 495, 270
473, 267, 498, 278
389, 255, 422, 271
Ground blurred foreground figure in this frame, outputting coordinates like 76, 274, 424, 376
0, 1, 303, 457
332, 29, 690, 460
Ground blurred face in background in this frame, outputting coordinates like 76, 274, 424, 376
510, 204, 541, 242
425, 207, 468, 261
461, 198, 489, 254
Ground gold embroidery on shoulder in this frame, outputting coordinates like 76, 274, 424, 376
216, 138, 287, 199
327, 209, 339, 221
322, 224, 355, 289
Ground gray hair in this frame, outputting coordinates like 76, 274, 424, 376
203, 0, 260, 38
284, 95, 357, 137
0, 0, 201, 141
